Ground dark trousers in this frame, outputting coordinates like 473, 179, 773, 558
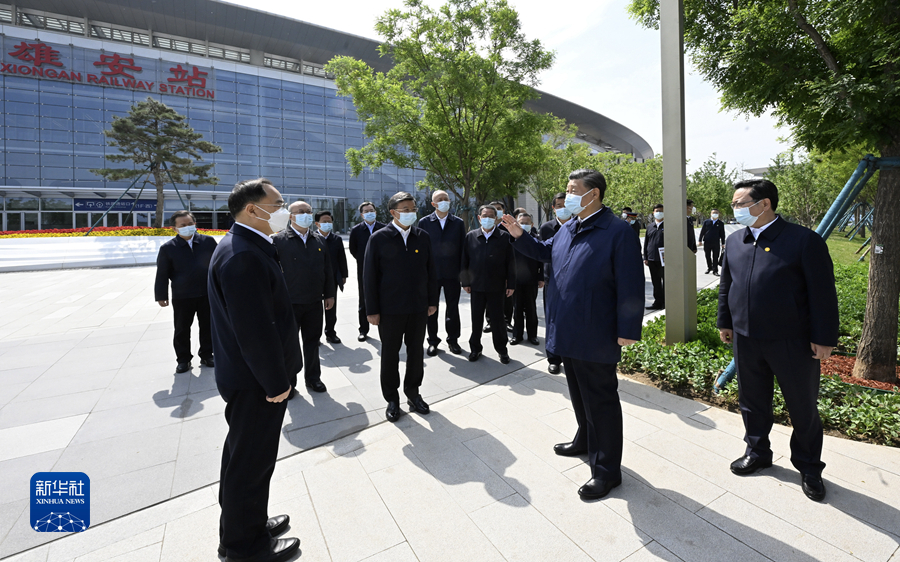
378, 312, 428, 403
470, 291, 508, 356
356, 268, 370, 335
513, 282, 538, 339
561, 357, 623, 480
172, 296, 212, 363
504, 294, 513, 325
647, 260, 665, 306
734, 334, 825, 475
704, 244, 721, 274
324, 297, 338, 337
218, 385, 287, 558
427, 279, 461, 346
543, 286, 561, 366
291, 303, 322, 383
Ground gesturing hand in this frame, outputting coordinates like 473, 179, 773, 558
500, 215, 524, 238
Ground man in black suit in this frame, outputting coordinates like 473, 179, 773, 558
621, 207, 641, 237
699, 208, 727, 275
686, 199, 698, 255
315, 210, 348, 344
489, 200, 514, 333
643, 203, 666, 310
273, 201, 336, 395
718, 179, 839, 502
462, 205, 516, 364
510, 213, 542, 346
155, 210, 218, 373
349, 201, 385, 342
539, 192, 571, 374
364, 192, 439, 422
208, 178, 301, 562
418, 189, 466, 356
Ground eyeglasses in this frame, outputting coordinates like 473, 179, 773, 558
730, 199, 758, 210
257, 202, 289, 211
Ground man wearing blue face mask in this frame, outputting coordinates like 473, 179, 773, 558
315, 210, 349, 345
364, 192, 439, 422
155, 210, 218, 374
538, 192, 571, 374
418, 190, 466, 355
643, 203, 666, 310
349, 201, 386, 342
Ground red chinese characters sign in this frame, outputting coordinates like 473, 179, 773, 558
1, 41, 215, 99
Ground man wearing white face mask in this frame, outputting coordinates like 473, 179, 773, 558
699, 208, 727, 275
349, 201, 386, 342
315, 210, 349, 345
643, 203, 666, 310
155, 210, 218, 373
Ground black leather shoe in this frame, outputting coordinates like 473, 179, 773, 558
509, 337, 522, 346
407, 395, 430, 414
553, 442, 587, 457
714, 272, 720, 277
175, 362, 191, 373
578, 478, 621, 500
218, 516, 291, 557
448, 341, 462, 354
358, 333, 367, 342
484, 324, 492, 333
506, 323, 514, 333
200, 357, 215, 368
468, 351, 482, 362
801, 474, 826, 502
305, 379, 327, 393
287, 387, 297, 401
705, 269, 711, 274
548, 363, 561, 374
729, 455, 772, 475
528, 337, 539, 345
225, 537, 300, 562
426, 345, 439, 356
326, 335, 342, 345
499, 354, 510, 365
386, 401, 401, 422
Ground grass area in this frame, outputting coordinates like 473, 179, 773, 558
825, 234, 870, 267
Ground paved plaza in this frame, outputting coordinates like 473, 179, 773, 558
0, 237, 897, 562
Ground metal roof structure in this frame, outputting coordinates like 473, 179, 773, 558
16, 0, 654, 159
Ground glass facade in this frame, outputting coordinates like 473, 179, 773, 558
0, 26, 426, 232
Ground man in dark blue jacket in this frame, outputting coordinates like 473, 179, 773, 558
698, 209, 726, 275
315, 210, 348, 344
208, 178, 301, 562
718, 179, 839, 502
538, 193, 571, 374
418, 189, 466, 356
502, 169, 644, 501
510, 212, 542, 346
154, 210, 218, 373
364, 192, 439, 422
349, 202, 385, 342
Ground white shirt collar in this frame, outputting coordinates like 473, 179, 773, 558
577, 206, 603, 225
392, 221, 411, 245
365, 221, 376, 232
437, 213, 448, 228
482, 227, 494, 240
749, 216, 779, 240
290, 224, 310, 243
237, 222, 273, 243
319, 230, 330, 238
181, 234, 194, 248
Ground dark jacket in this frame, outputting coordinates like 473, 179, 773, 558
207, 224, 302, 397
363, 224, 439, 316
515, 230, 543, 285
687, 217, 698, 253
349, 220, 386, 264
540, 219, 565, 282
272, 226, 336, 305
513, 207, 645, 364
316, 231, 349, 290
717, 217, 839, 346
417, 212, 466, 281
460, 228, 516, 293
644, 220, 665, 262
154, 232, 217, 301
629, 220, 641, 237
699, 218, 727, 246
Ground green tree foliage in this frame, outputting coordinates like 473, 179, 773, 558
524, 118, 596, 218
91, 97, 221, 228
325, 0, 555, 223
628, 0, 900, 382
687, 154, 735, 220
605, 155, 665, 222
767, 149, 834, 229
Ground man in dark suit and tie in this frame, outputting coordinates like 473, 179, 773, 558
698, 208, 727, 275
502, 169, 644, 500
208, 178, 301, 562
539, 192, 571, 374
273, 201, 336, 395
349, 201, 385, 342
364, 192, 439, 422
461, 205, 516, 364
155, 210, 218, 373
643, 203, 666, 310
718, 179, 839, 502
418, 189, 466, 356
315, 210, 349, 344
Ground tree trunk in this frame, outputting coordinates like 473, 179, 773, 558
153, 170, 165, 229
852, 138, 900, 383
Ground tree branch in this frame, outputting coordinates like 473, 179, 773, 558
786, 0, 841, 77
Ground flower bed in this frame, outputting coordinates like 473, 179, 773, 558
0, 226, 228, 239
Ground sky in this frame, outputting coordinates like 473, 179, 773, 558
224, 0, 791, 174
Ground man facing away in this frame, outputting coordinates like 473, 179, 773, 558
699, 208, 727, 275
349, 201, 385, 342
461, 204, 516, 365
539, 192, 571, 375
208, 178, 301, 562
272, 201, 336, 395
417, 189, 466, 356
718, 179, 838, 502
501, 169, 644, 501
315, 210, 349, 345
155, 210, 218, 373
364, 192, 439, 422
